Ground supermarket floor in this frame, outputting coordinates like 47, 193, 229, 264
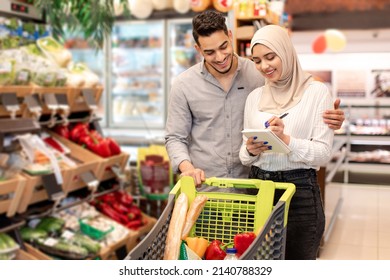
318, 182, 390, 260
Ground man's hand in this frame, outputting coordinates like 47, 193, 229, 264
323, 98, 345, 130
179, 160, 205, 186
180, 168, 205, 186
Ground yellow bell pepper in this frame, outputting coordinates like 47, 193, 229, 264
185, 237, 209, 259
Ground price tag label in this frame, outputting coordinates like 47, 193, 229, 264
1, 92, 20, 112
24, 94, 42, 113
43, 93, 59, 110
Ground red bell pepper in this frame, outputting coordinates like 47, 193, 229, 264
126, 219, 143, 230
111, 201, 130, 214
127, 205, 142, 221
204, 240, 227, 260
114, 190, 133, 206
70, 123, 90, 143
98, 203, 129, 224
53, 124, 70, 139
233, 232, 256, 256
43, 137, 64, 153
83, 135, 111, 158
92, 138, 112, 158
99, 193, 116, 203
89, 130, 103, 141
107, 137, 121, 155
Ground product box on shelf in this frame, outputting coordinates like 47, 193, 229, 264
0, 174, 26, 217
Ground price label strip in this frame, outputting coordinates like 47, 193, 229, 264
24, 94, 42, 120
55, 93, 70, 125
1, 93, 20, 119
41, 173, 65, 201
43, 93, 59, 127
80, 171, 99, 192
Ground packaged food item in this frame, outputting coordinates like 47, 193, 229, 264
0, 58, 14, 85
37, 36, 72, 67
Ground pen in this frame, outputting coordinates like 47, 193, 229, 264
264, 113, 289, 128
280, 113, 289, 119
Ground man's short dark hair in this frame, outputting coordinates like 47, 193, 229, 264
192, 10, 228, 46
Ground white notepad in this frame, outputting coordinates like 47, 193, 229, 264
241, 129, 292, 154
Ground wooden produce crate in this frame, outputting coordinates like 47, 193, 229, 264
23, 243, 52, 260
51, 130, 129, 183
17, 169, 68, 214
96, 215, 137, 260
66, 86, 103, 113
0, 174, 26, 217
47, 131, 102, 194
17, 173, 49, 214
0, 85, 34, 118
95, 152, 129, 182
31, 86, 70, 116
126, 213, 156, 252
99, 230, 137, 260
15, 248, 39, 260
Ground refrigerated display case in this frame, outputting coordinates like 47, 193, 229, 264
167, 18, 201, 90
110, 20, 165, 129
65, 37, 106, 125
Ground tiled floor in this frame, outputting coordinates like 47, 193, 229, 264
318, 182, 390, 260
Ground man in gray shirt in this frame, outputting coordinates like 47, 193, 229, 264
165, 10, 344, 185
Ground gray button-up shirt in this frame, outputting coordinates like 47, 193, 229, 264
165, 55, 264, 178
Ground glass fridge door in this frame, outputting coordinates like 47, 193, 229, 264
110, 20, 165, 128
167, 19, 201, 93
63, 34, 106, 125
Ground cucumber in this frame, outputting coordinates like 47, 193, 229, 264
36, 217, 65, 235
20, 227, 48, 242
71, 233, 101, 254
36, 238, 89, 259
0, 233, 17, 249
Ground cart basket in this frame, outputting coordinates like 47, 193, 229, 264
125, 176, 295, 260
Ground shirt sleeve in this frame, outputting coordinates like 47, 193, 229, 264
164, 79, 192, 173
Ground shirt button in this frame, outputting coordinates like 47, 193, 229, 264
228, 152, 231, 155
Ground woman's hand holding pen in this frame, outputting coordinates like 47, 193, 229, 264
264, 113, 290, 145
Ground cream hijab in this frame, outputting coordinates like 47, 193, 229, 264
250, 25, 313, 114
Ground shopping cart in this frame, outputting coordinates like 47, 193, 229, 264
125, 176, 295, 260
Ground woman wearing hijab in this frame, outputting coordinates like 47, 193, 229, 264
239, 25, 334, 260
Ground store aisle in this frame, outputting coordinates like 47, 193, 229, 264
319, 182, 390, 260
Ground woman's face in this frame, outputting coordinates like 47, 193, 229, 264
251, 44, 282, 82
